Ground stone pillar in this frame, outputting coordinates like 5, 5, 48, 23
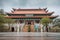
40, 24, 43, 32
30, 21, 35, 32
17, 20, 20, 32
34, 20, 39, 32
33, 20, 35, 30
20, 20, 25, 32
22, 20, 27, 32
22, 21, 28, 32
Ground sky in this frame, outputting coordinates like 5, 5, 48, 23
0, 0, 60, 15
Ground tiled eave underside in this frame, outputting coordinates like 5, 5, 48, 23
5, 16, 57, 19
7, 13, 53, 15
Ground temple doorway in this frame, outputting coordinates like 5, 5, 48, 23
25, 20, 34, 25
11, 27, 14, 32
23, 20, 34, 32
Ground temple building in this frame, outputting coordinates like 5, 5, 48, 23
5, 8, 57, 32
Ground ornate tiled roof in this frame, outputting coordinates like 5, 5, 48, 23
5, 8, 57, 19
6, 8, 54, 15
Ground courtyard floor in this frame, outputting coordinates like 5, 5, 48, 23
0, 32, 60, 40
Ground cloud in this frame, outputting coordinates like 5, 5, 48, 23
26, 0, 47, 8
47, 0, 60, 6
47, 6, 60, 15
0, 0, 60, 15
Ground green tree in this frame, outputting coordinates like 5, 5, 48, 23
41, 17, 51, 32
5, 18, 15, 30
0, 13, 15, 32
0, 14, 6, 31
0, 9, 5, 14
53, 18, 60, 27
0, 9, 13, 32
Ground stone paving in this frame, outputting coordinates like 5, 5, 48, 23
0, 32, 60, 40
0, 32, 60, 36
0, 36, 60, 40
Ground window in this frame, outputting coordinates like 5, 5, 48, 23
26, 14, 33, 17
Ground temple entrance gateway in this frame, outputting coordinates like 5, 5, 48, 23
15, 20, 40, 32
6, 8, 57, 32
10, 20, 42, 32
